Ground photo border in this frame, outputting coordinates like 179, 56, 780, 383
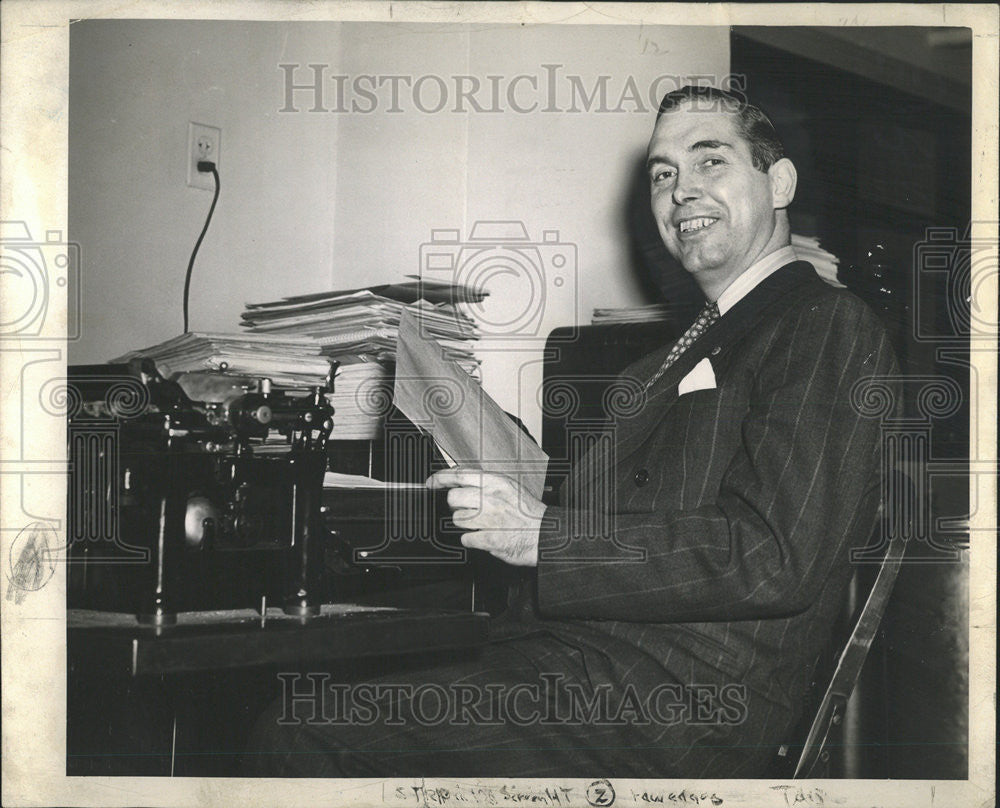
1, 2, 995, 806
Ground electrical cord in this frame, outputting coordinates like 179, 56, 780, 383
183, 160, 220, 333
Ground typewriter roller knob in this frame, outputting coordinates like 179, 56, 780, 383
184, 496, 219, 548
231, 398, 273, 429
249, 404, 272, 424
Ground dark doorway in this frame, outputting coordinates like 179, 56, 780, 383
732, 27, 973, 780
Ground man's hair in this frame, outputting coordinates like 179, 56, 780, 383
657, 85, 785, 172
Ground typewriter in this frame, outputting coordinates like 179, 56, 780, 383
66, 360, 484, 622
65, 359, 341, 622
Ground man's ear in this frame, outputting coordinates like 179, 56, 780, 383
768, 158, 797, 209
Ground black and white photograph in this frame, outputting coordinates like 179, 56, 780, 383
1, 3, 996, 806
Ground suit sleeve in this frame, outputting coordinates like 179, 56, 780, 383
535, 293, 900, 623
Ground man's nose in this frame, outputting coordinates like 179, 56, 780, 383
672, 171, 701, 205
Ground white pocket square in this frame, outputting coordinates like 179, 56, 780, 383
677, 357, 717, 396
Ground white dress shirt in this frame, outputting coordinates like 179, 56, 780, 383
714, 245, 798, 316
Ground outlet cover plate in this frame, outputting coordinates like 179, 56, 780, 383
187, 122, 221, 190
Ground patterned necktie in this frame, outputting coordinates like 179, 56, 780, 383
644, 301, 720, 391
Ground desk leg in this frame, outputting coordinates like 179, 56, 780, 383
283, 453, 324, 617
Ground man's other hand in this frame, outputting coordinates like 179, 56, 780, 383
426, 467, 546, 567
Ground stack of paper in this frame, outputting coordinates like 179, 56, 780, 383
112, 332, 333, 389
241, 278, 485, 366
793, 234, 845, 288
591, 236, 843, 328
242, 279, 488, 441
592, 303, 676, 324
323, 359, 393, 440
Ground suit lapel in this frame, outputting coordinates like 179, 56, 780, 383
572, 262, 818, 491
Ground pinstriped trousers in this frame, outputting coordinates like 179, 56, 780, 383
243, 627, 786, 778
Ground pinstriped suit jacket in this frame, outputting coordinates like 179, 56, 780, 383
501, 261, 899, 757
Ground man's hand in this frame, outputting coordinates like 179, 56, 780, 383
426, 467, 546, 567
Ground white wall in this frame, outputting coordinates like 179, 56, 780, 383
70, 21, 729, 439
69, 21, 343, 362
462, 25, 729, 438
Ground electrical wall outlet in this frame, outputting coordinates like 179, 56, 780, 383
187, 122, 221, 190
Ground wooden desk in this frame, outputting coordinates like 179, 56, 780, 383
67, 605, 491, 775
68, 604, 490, 677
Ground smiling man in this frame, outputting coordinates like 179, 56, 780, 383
647, 89, 797, 301
248, 86, 899, 778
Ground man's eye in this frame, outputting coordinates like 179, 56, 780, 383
651, 169, 676, 183
703, 157, 726, 168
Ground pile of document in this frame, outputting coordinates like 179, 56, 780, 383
241, 279, 488, 440
792, 234, 844, 288
240, 278, 484, 366
112, 332, 333, 389
591, 303, 675, 324
324, 308, 550, 493
592, 234, 844, 326
322, 359, 392, 440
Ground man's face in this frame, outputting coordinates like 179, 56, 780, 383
647, 103, 780, 293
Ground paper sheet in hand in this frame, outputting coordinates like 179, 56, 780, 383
394, 310, 548, 498
323, 471, 426, 490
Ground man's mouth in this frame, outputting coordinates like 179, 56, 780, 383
678, 217, 719, 234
